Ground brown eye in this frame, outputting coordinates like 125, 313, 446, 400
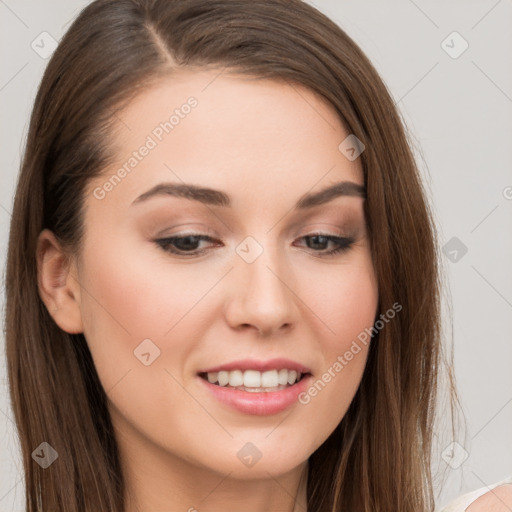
155, 233, 355, 258
295, 234, 355, 256
156, 234, 220, 256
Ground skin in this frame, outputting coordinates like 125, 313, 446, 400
37, 69, 379, 512
466, 484, 512, 511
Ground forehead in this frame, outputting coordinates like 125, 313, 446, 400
86, 69, 363, 213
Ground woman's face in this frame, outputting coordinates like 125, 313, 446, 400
63, 70, 378, 491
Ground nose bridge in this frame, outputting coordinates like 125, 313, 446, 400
237, 234, 288, 298
228, 234, 297, 334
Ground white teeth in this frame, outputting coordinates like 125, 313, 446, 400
228, 370, 244, 387
203, 369, 304, 388
217, 371, 229, 386
243, 370, 261, 388
261, 370, 278, 387
278, 368, 288, 386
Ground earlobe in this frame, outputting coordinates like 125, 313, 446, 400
36, 229, 84, 334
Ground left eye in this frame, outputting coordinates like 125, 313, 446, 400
155, 233, 355, 257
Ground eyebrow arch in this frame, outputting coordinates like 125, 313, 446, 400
131, 180, 366, 209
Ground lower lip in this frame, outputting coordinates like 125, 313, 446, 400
197, 374, 313, 416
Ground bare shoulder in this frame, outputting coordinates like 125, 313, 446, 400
466, 484, 512, 511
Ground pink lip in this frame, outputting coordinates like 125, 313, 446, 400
198, 358, 312, 374
197, 374, 314, 416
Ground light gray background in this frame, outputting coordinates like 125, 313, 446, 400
1, 1, 511, 510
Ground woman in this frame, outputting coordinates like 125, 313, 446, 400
4, 0, 480, 510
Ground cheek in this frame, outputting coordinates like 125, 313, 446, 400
77, 234, 209, 386
304, 256, 379, 350
295, 255, 378, 437
320, 259, 378, 381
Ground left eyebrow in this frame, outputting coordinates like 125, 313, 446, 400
294, 180, 366, 209
131, 180, 366, 209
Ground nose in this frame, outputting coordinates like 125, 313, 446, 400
224, 246, 300, 337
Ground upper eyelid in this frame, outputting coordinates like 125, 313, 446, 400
158, 220, 360, 237
159, 230, 352, 241
144, 205, 364, 233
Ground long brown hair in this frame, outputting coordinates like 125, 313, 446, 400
4, 0, 463, 510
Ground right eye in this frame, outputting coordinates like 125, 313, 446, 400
155, 234, 222, 257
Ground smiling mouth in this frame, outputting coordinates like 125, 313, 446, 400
198, 369, 311, 393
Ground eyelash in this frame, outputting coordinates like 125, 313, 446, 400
155, 233, 355, 258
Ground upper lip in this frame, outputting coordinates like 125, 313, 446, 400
198, 358, 312, 375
